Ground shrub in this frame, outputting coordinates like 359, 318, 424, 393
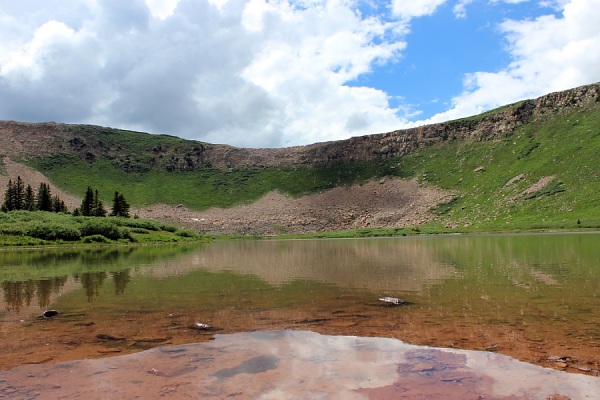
118, 219, 161, 231
159, 224, 178, 233
26, 223, 81, 241
82, 234, 110, 243
129, 228, 150, 234
0, 225, 28, 236
80, 220, 123, 240
175, 229, 198, 238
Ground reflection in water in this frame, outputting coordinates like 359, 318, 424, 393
2, 276, 68, 312
1, 233, 600, 378
155, 238, 457, 291
111, 270, 130, 295
1, 330, 597, 399
0, 245, 198, 313
74, 272, 108, 301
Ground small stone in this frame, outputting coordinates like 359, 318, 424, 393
547, 355, 569, 362
486, 344, 501, 352
555, 362, 568, 368
41, 310, 60, 319
378, 297, 404, 306
190, 322, 213, 330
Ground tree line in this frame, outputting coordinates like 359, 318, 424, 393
2, 176, 130, 218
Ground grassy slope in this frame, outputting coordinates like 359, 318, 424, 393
32, 156, 402, 209
30, 105, 600, 232
398, 108, 600, 230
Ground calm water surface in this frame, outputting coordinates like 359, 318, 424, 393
2, 233, 599, 324
0, 233, 600, 399
1, 233, 600, 397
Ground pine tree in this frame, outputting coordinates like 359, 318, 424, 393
24, 185, 36, 211
36, 183, 53, 212
110, 191, 130, 218
2, 179, 15, 211
52, 195, 68, 213
93, 200, 107, 217
92, 190, 107, 217
80, 187, 95, 216
14, 176, 25, 210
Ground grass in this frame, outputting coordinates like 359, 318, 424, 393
31, 156, 405, 210
394, 107, 600, 230
21, 99, 600, 235
0, 211, 203, 247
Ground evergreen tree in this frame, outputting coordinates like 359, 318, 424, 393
36, 183, 53, 212
24, 185, 36, 211
2, 179, 15, 211
110, 191, 131, 218
52, 195, 68, 213
92, 190, 107, 217
80, 187, 95, 216
93, 200, 107, 216
14, 176, 25, 210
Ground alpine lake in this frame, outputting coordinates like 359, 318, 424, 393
1, 233, 600, 399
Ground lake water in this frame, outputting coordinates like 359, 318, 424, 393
1, 233, 600, 398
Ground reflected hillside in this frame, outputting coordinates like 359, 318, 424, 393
143, 238, 457, 292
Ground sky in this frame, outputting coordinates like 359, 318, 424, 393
0, 0, 599, 148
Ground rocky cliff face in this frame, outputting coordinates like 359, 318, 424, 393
1, 82, 599, 171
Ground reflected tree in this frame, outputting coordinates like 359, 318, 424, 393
2, 280, 35, 312
75, 272, 107, 301
111, 270, 131, 295
1, 277, 69, 311
36, 276, 68, 308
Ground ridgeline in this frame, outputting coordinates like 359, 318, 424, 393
1, 82, 599, 236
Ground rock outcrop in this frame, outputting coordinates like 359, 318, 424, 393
0, 82, 598, 171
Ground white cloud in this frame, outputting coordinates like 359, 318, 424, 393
391, 0, 447, 19
453, 0, 473, 18
0, 0, 407, 148
144, 0, 180, 19
415, 0, 600, 125
1, 0, 598, 148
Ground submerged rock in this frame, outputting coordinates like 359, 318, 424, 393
378, 297, 404, 306
190, 322, 213, 330
41, 310, 60, 318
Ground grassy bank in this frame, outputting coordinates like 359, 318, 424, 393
0, 211, 202, 247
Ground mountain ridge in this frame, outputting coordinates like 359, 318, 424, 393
1, 82, 599, 171
1, 82, 599, 235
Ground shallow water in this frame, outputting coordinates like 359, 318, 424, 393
1, 233, 600, 391
1, 330, 598, 399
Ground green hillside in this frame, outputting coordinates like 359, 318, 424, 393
398, 107, 600, 230
27, 97, 600, 233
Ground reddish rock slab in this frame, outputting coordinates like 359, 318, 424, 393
1, 330, 598, 400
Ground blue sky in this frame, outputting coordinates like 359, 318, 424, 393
1, 0, 599, 148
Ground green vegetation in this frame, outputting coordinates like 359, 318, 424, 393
394, 108, 600, 230
16, 95, 600, 236
32, 156, 403, 210
2, 177, 67, 213
0, 211, 201, 247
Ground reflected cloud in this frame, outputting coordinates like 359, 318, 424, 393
1, 330, 597, 399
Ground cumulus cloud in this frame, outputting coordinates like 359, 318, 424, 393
391, 0, 448, 19
1, 0, 598, 148
0, 0, 406, 147
415, 0, 600, 125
